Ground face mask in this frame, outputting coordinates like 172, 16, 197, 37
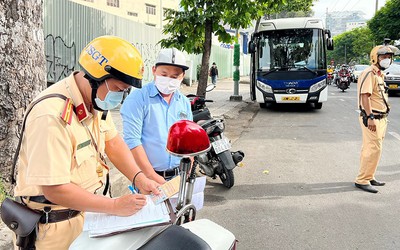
154, 75, 182, 95
94, 80, 125, 110
379, 58, 391, 69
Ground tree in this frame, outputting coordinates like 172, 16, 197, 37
368, 0, 400, 43
326, 27, 374, 65
0, 0, 46, 190
160, 0, 313, 96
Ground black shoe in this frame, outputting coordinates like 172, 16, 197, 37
355, 183, 378, 193
370, 180, 385, 186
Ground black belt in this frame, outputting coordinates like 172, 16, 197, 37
155, 168, 180, 178
20, 196, 81, 223
359, 112, 388, 120
38, 208, 81, 224
373, 113, 388, 119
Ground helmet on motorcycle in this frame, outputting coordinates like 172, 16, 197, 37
166, 120, 210, 157
79, 35, 144, 88
370, 45, 394, 65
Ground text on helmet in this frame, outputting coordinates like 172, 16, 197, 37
85, 45, 109, 66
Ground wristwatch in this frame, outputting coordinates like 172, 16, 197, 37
367, 113, 375, 120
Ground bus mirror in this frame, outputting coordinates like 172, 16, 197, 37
325, 29, 332, 38
248, 41, 256, 53
327, 38, 334, 50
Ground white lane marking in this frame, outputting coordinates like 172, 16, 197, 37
331, 93, 336, 95
340, 99, 345, 102
389, 132, 400, 141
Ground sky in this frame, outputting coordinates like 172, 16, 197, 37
311, 0, 388, 20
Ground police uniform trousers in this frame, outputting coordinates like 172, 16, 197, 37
356, 116, 387, 185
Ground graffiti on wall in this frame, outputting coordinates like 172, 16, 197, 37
45, 35, 76, 85
134, 43, 161, 82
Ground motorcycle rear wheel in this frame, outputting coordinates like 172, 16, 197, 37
218, 167, 234, 188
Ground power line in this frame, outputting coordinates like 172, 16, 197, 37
340, 0, 354, 12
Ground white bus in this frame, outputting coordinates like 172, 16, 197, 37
248, 17, 334, 109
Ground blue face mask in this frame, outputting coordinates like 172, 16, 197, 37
94, 80, 125, 110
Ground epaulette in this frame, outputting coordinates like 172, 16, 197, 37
60, 98, 74, 125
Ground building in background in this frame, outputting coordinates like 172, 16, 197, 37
70, 0, 179, 28
325, 11, 365, 36
346, 21, 367, 31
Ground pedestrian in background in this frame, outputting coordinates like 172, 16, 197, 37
120, 48, 193, 185
355, 45, 393, 193
209, 62, 219, 85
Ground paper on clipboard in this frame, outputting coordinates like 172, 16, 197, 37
151, 176, 181, 204
83, 196, 172, 237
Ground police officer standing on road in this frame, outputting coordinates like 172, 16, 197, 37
355, 45, 394, 193
12, 36, 160, 249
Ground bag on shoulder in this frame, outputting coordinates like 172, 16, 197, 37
1, 198, 42, 248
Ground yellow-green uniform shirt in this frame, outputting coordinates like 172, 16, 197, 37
14, 72, 118, 202
357, 65, 389, 113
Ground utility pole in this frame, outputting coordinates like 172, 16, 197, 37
344, 44, 347, 64
159, 0, 163, 29
375, 0, 378, 15
230, 29, 242, 101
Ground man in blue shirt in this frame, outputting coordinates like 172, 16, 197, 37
121, 48, 193, 184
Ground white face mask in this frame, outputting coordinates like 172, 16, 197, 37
154, 75, 182, 95
379, 58, 391, 69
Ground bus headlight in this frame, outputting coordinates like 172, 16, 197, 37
257, 80, 273, 93
309, 80, 326, 93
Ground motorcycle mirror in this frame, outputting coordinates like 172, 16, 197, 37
205, 84, 216, 92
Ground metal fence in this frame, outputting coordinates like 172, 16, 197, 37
44, 0, 250, 85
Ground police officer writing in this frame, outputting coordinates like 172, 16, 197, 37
13, 36, 160, 249
355, 45, 393, 193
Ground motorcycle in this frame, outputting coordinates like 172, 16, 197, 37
186, 85, 245, 188
337, 72, 350, 92
70, 120, 237, 250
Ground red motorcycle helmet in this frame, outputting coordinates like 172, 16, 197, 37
166, 120, 211, 157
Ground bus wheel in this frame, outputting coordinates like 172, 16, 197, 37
314, 103, 323, 109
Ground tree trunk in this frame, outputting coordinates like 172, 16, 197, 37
0, 0, 45, 190
197, 19, 213, 97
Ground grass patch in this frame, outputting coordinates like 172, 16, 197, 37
0, 179, 8, 202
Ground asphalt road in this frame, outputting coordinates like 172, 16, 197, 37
197, 84, 400, 250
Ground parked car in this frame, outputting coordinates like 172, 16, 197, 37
384, 63, 400, 95
352, 64, 369, 82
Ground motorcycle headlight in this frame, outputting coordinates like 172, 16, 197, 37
309, 79, 326, 93
256, 80, 273, 93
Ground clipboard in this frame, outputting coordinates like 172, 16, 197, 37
84, 198, 177, 238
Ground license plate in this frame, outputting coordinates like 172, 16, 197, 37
389, 84, 398, 89
211, 138, 231, 154
281, 96, 300, 101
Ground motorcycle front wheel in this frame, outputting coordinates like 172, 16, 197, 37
218, 167, 234, 188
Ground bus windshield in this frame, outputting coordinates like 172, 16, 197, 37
257, 28, 326, 71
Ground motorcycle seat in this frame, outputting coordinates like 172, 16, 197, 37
139, 225, 211, 250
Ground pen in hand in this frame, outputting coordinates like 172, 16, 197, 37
128, 185, 138, 194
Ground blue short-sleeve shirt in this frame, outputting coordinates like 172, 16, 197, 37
120, 81, 193, 171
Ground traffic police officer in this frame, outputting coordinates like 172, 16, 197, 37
13, 36, 160, 249
355, 45, 393, 193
